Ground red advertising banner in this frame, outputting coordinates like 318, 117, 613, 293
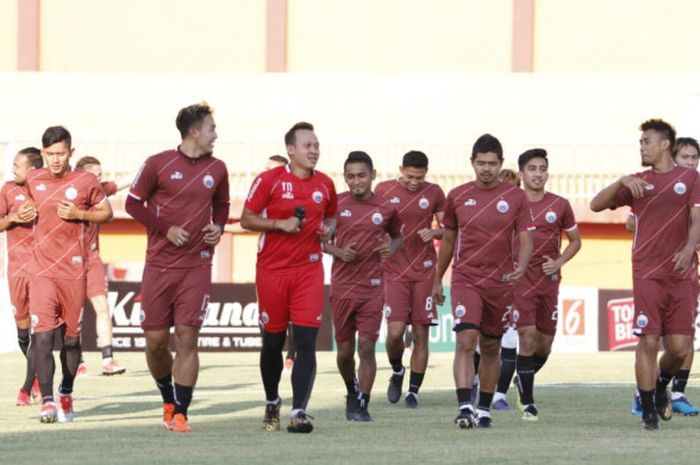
598, 289, 636, 351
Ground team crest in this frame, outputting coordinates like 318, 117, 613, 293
312, 190, 324, 203
455, 305, 466, 318
636, 313, 649, 328
383, 305, 392, 318
31, 314, 39, 327
11, 305, 16, 316
674, 182, 687, 195
260, 311, 270, 325
203, 175, 214, 189
419, 197, 430, 209
371, 212, 383, 224
65, 187, 78, 200
545, 211, 557, 223
496, 200, 509, 213
139, 310, 146, 323
512, 309, 520, 322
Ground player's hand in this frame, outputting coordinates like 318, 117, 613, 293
12, 201, 36, 223
57, 200, 81, 220
317, 223, 334, 242
202, 224, 223, 246
672, 245, 695, 272
374, 235, 394, 259
620, 175, 650, 199
276, 216, 301, 234
167, 226, 191, 247
541, 255, 562, 275
503, 265, 527, 285
336, 242, 357, 262
417, 228, 435, 243
432, 280, 445, 306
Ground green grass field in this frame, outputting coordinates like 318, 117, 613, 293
0, 351, 698, 465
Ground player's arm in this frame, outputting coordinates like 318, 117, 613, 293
239, 207, 300, 234
323, 240, 357, 262
203, 172, 231, 246
318, 216, 336, 242
418, 211, 444, 242
672, 207, 700, 272
590, 176, 648, 211
542, 226, 582, 275
0, 202, 36, 231
58, 198, 113, 224
506, 230, 533, 283
432, 227, 456, 305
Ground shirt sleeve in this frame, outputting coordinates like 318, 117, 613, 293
0, 184, 9, 217
514, 192, 535, 234
434, 186, 447, 213
386, 206, 404, 238
85, 174, 107, 208
128, 158, 158, 202
612, 184, 634, 209
244, 173, 272, 214
212, 164, 231, 227
324, 179, 338, 218
688, 171, 700, 209
561, 199, 577, 231
441, 191, 458, 230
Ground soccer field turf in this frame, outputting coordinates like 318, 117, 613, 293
0, 351, 698, 465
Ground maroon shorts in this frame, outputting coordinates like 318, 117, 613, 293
9, 276, 30, 322
331, 295, 383, 342
384, 279, 438, 326
29, 275, 85, 337
513, 292, 559, 336
632, 278, 695, 336
140, 266, 211, 331
451, 284, 512, 338
86, 253, 108, 298
256, 265, 324, 333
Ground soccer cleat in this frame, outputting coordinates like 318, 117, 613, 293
387, 371, 404, 403
475, 410, 493, 429
16, 388, 31, 406
101, 359, 126, 376
404, 392, 419, 409
261, 401, 281, 431
454, 405, 475, 429
655, 388, 673, 421
169, 413, 192, 432
521, 403, 539, 421
39, 402, 58, 423
31, 377, 41, 403
76, 362, 88, 378
491, 398, 512, 411
57, 393, 74, 423
287, 411, 314, 433
641, 412, 661, 431
631, 393, 642, 417
345, 395, 359, 420
162, 403, 176, 430
354, 406, 373, 422
671, 395, 700, 416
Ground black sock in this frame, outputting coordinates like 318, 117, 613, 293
357, 391, 370, 409
672, 369, 690, 394
291, 325, 318, 411
17, 328, 30, 356
473, 351, 481, 375
456, 387, 472, 407
497, 348, 517, 394
58, 335, 81, 395
21, 333, 36, 393
173, 383, 194, 418
533, 354, 548, 373
345, 377, 358, 396
260, 330, 286, 402
34, 331, 56, 398
477, 391, 494, 411
516, 355, 535, 405
389, 357, 403, 374
102, 345, 113, 360
156, 374, 176, 404
657, 371, 673, 390
408, 371, 425, 395
639, 389, 655, 417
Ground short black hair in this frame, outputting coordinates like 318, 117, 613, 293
76, 156, 101, 169
471, 134, 503, 161
176, 102, 213, 139
284, 122, 314, 146
673, 137, 700, 159
402, 150, 428, 169
18, 147, 43, 168
268, 154, 288, 164
639, 119, 676, 149
518, 148, 548, 171
42, 126, 72, 148
344, 151, 373, 172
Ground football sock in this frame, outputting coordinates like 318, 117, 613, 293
477, 391, 494, 411
516, 354, 535, 405
408, 371, 425, 395
533, 354, 548, 373
497, 347, 517, 394
639, 388, 655, 417
58, 335, 81, 395
21, 333, 36, 393
345, 377, 359, 396
457, 387, 472, 407
672, 370, 689, 394
291, 325, 318, 411
101, 345, 113, 361
156, 373, 176, 404
357, 391, 370, 409
173, 383, 194, 418
389, 357, 404, 374
17, 328, 30, 356
657, 371, 673, 390
260, 330, 286, 402
34, 331, 56, 398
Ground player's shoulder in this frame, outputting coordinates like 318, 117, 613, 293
313, 169, 335, 186
144, 149, 179, 166
375, 179, 398, 192
337, 191, 351, 203
0, 180, 17, 194
447, 180, 474, 198
26, 167, 48, 183
422, 180, 445, 194
543, 191, 570, 204
258, 165, 286, 182
205, 155, 229, 173
70, 169, 99, 184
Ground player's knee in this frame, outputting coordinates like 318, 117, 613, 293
357, 338, 376, 359
62, 335, 80, 350
292, 325, 318, 352
262, 330, 286, 352
33, 331, 55, 353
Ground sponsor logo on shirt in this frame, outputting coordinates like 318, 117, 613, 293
545, 211, 557, 223
674, 182, 687, 195
71, 256, 83, 265
14, 194, 26, 202
644, 184, 654, 191
419, 197, 430, 209
371, 212, 383, 224
340, 209, 352, 217
312, 190, 324, 203
200, 250, 211, 259
389, 196, 400, 204
309, 253, 320, 262
282, 191, 294, 199
36, 183, 46, 191
423, 259, 433, 268
464, 198, 476, 206
170, 171, 183, 180
370, 278, 381, 286
496, 199, 509, 213
65, 186, 78, 200
203, 174, 214, 189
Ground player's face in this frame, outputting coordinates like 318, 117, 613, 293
288, 129, 320, 171
674, 144, 699, 170
639, 130, 669, 167
42, 141, 73, 177
471, 151, 502, 186
398, 166, 427, 192
344, 161, 375, 200
193, 115, 217, 156
520, 157, 548, 192
81, 163, 103, 181
12, 153, 32, 184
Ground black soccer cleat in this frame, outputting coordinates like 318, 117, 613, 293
476, 411, 493, 429
655, 388, 673, 421
387, 371, 404, 404
454, 405, 475, 429
641, 412, 661, 431
287, 411, 314, 433
345, 395, 359, 421
261, 400, 281, 432
404, 392, 419, 409
521, 403, 539, 422
354, 406, 373, 422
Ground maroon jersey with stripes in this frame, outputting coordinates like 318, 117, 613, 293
374, 179, 445, 281
516, 192, 577, 296
613, 166, 700, 280
129, 149, 230, 270
0, 182, 34, 278
331, 192, 403, 299
25, 168, 106, 280
245, 165, 337, 272
443, 181, 533, 290
85, 181, 117, 257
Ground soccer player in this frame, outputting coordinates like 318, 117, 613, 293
241, 122, 337, 434
590, 119, 700, 431
75, 156, 130, 376
511, 148, 581, 420
375, 150, 445, 409
26, 126, 113, 423
433, 134, 533, 429
125, 103, 230, 433
0, 147, 42, 405
324, 151, 403, 421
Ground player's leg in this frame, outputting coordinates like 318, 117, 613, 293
354, 296, 383, 420
11, 277, 38, 405
285, 324, 296, 371
90, 293, 125, 375
331, 297, 359, 419
453, 328, 478, 428
636, 334, 661, 425
384, 280, 411, 403
493, 326, 517, 410
656, 334, 691, 421
671, 344, 698, 416
169, 325, 199, 432
406, 279, 436, 407
55, 279, 86, 423
475, 334, 500, 428
33, 329, 57, 423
